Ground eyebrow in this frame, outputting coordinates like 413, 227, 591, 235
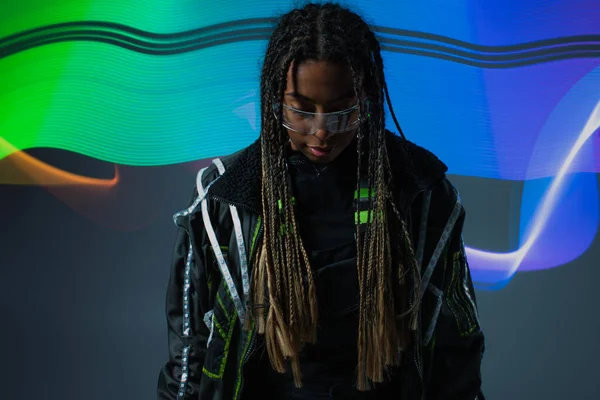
284, 90, 355, 104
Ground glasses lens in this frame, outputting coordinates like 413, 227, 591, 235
281, 105, 359, 134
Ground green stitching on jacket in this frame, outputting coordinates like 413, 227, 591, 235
454, 252, 477, 335
204, 217, 263, 384
233, 319, 255, 399
454, 249, 478, 331
233, 218, 262, 399
250, 216, 262, 251
202, 311, 238, 379
446, 251, 462, 331
202, 366, 221, 379
447, 250, 478, 337
216, 291, 230, 321
212, 316, 227, 340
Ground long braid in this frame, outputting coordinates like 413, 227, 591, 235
251, 2, 419, 390
346, 59, 373, 389
256, 32, 321, 384
373, 37, 422, 332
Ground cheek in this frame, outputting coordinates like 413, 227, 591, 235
287, 131, 305, 150
338, 131, 357, 148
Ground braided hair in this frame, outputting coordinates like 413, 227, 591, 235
250, 2, 420, 391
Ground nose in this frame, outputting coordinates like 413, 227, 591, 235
313, 128, 331, 141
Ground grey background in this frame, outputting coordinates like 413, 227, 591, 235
0, 148, 598, 400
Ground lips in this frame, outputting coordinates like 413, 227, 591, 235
308, 146, 333, 157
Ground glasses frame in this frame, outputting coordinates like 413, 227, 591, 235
274, 102, 364, 135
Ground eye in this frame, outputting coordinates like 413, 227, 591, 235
328, 102, 357, 113
292, 103, 314, 112
286, 104, 314, 118
293, 109, 314, 119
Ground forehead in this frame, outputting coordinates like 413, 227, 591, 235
285, 60, 354, 104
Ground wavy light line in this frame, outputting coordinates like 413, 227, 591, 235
465, 100, 600, 278
2, 20, 599, 67
0, 136, 118, 186
1, 101, 597, 276
0, 138, 164, 231
3, 19, 599, 52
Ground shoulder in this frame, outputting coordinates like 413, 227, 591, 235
429, 178, 464, 225
384, 131, 463, 223
194, 138, 262, 197
385, 130, 448, 192
174, 138, 263, 220
173, 139, 260, 220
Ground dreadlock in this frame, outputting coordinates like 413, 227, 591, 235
250, 2, 420, 391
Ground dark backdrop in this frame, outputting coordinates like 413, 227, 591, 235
0, 149, 598, 400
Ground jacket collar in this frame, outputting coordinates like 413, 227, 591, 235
208, 131, 448, 213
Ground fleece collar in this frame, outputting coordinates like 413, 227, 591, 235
207, 131, 448, 213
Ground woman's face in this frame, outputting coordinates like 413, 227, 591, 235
283, 60, 358, 164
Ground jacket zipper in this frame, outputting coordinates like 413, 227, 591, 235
236, 222, 263, 400
206, 194, 262, 400
210, 181, 435, 399
406, 271, 424, 400
405, 186, 427, 400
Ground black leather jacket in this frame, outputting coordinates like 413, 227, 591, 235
157, 133, 485, 400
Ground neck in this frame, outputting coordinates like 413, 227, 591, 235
286, 137, 362, 176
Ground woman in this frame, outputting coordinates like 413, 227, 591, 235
158, 3, 485, 399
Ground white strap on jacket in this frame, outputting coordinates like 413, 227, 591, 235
415, 188, 461, 348
419, 192, 462, 301
197, 159, 249, 327
212, 158, 251, 307
423, 284, 443, 346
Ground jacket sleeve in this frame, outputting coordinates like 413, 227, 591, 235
157, 204, 212, 399
428, 201, 485, 400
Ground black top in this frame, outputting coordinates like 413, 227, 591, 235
243, 144, 395, 399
